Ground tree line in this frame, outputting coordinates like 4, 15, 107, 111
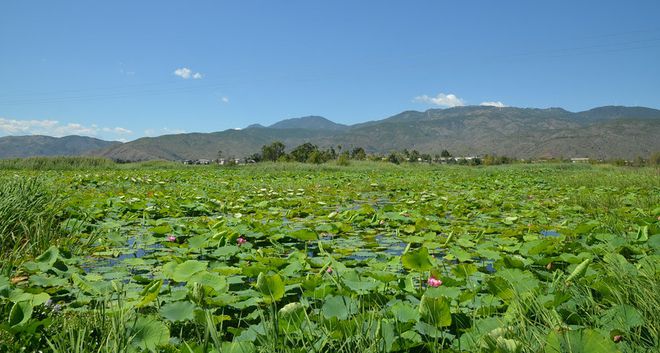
248, 142, 515, 166
228, 141, 660, 168
248, 141, 366, 165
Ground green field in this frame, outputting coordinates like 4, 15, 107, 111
1, 162, 659, 353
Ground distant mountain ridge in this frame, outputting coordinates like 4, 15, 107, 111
0, 135, 120, 159
266, 116, 348, 131
2, 105, 659, 160
93, 105, 659, 160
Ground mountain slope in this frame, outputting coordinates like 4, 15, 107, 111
91, 105, 660, 161
0, 135, 120, 159
93, 128, 338, 161
326, 106, 660, 158
268, 116, 348, 131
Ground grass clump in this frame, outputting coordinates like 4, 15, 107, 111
0, 177, 63, 273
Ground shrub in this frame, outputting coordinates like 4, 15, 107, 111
337, 152, 350, 166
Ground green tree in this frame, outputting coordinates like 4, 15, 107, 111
247, 152, 262, 163
337, 151, 350, 166
307, 150, 324, 164
632, 156, 646, 167
261, 141, 286, 162
440, 149, 451, 158
290, 142, 318, 162
421, 153, 432, 163
351, 147, 366, 160
650, 151, 660, 166
388, 152, 404, 164
409, 150, 421, 162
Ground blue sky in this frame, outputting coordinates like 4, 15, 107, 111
1, 1, 659, 141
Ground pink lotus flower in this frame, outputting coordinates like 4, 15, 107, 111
613, 335, 622, 343
427, 276, 442, 287
237, 237, 247, 246
326, 266, 333, 274
166, 235, 176, 242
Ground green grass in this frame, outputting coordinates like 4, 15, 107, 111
0, 177, 64, 273
0, 156, 116, 170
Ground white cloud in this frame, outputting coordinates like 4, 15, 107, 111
174, 68, 192, 79
221, 96, 229, 103
413, 93, 465, 107
0, 117, 133, 139
480, 101, 507, 108
174, 67, 203, 79
144, 127, 186, 137
102, 127, 133, 134
0, 118, 58, 134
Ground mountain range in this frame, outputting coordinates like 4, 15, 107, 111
1, 105, 659, 160
0, 135, 120, 159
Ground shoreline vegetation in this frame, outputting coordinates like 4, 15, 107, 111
0, 160, 658, 352
0, 144, 659, 171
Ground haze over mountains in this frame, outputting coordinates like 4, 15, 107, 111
1, 105, 659, 160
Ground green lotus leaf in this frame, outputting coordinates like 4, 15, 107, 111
35, 246, 59, 266
172, 260, 208, 282
419, 294, 451, 327
160, 301, 196, 322
137, 279, 162, 308
256, 272, 285, 303
221, 341, 256, 353
341, 269, 379, 294
321, 295, 358, 320
130, 316, 170, 351
390, 300, 419, 323
288, 228, 318, 241
149, 224, 172, 236
9, 301, 32, 327
402, 246, 434, 272
279, 302, 306, 332
545, 329, 618, 353
189, 270, 228, 293
599, 304, 644, 331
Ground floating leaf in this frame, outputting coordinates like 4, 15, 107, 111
172, 260, 208, 282
288, 228, 318, 241
149, 224, 172, 235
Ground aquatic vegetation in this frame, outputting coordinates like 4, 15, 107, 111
0, 163, 658, 352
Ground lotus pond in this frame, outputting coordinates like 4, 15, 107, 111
1, 163, 659, 353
